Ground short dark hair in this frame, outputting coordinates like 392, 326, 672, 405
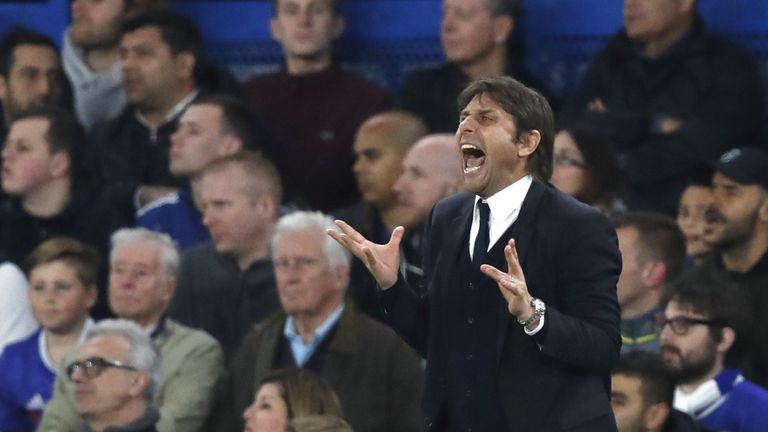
0, 27, 58, 77
457, 76, 554, 182
613, 351, 674, 408
122, 11, 202, 59
190, 94, 261, 151
485, 0, 522, 19
273, 0, 342, 16
613, 212, 686, 282
558, 127, 622, 208
12, 106, 86, 176
661, 270, 750, 365
25, 237, 100, 288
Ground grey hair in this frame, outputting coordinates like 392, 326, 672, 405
271, 211, 351, 270
110, 228, 180, 279
84, 319, 162, 400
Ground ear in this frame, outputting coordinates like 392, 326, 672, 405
219, 136, 243, 156
333, 263, 350, 289
643, 402, 670, 431
491, 15, 514, 44
175, 52, 196, 81
642, 261, 667, 288
84, 284, 99, 309
269, 17, 284, 43
717, 326, 736, 354
0, 76, 7, 101
128, 372, 151, 397
331, 15, 346, 39
758, 197, 768, 223
163, 275, 177, 303
49, 151, 71, 178
516, 130, 540, 158
678, 0, 696, 14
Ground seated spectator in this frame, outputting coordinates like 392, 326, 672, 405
243, 0, 391, 211
0, 237, 98, 432
0, 107, 123, 317
550, 127, 625, 215
614, 212, 685, 353
397, 0, 540, 133
67, 319, 161, 432
63, 0, 167, 128
39, 228, 224, 432
210, 211, 423, 432
242, 368, 344, 432
0, 27, 67, 138
660, 271, 768, 432
676, 165, 716, 267
0, 261, 35, 353
137, 94, 259, 249
611, 351, 701, 432
169, 152, 281, 360
563, 0, 764, 213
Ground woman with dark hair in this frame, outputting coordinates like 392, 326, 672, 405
242, 368, 345, 432
676, 164, 716, 266
550, 127, 625, 215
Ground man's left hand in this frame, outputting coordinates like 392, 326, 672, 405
480, 239, 534, 321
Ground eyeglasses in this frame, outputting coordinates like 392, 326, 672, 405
553, 154, 586, 168
273, 256, 321, 271
656, 316, 725, 335
66, 357, 138, 380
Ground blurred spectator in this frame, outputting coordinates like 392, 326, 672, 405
611, 351, 702, 432
0, 261, 35, 354
136, 94, 258, 249
0, 27, 67, 138
0, 238, 98, 432
334, 111, 426, 318
169, 152, 281, 360
39, 228, 224, 432
398, 0, 540, 133
696, 147, 768, 388
286, 416, 352, 432
676, 164, 715, 267
660, 272, 768, 432
550, 127, 625, 215
564, 0, 764, 213
88, 11, 204, 222
243, 0, 391, 211
0, 107, 122, 317
67, 319, 161, 432
613, 212, 685, 353
241, 368, 344, 432
63, 0, 167, 128
210, 211, 423, 432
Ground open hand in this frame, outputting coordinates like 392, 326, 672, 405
480, 239, 533, 320
327, 220, 403, 289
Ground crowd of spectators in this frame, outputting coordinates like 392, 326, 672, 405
0, 0, 767, 431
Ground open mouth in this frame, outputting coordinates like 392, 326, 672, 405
461, 144, 486, 174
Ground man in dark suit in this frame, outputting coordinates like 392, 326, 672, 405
330, 76, 622, 431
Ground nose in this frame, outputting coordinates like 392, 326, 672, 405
441, 10, 456, 34
201, 209, 215, 228
34, 75, 52, 99
242, 403, 254, 421
352, 157, 366, 176
170, 130, 183, 149
457, 115, 476, 136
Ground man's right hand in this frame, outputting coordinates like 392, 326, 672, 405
327, 220, 403, 290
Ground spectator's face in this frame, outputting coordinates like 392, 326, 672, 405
623, 0, 687, 43
199, 167, 270, 259
120, 26, 185, 110
352, 128, 405, 209
676, 185, 716, 259
242, 383, 289, 432
611, 374, 650, 432
457, 94, 530, 198
659, 300, 719, 384
71, 335, 145, 423
170, 104, 235, 177
441, 0, 505, 66
394, 136, 462, 229
550, 131, 586, 198
705, 172, 768, 249
70, 0, 125, 48
273, 230, 347, 319
29, 260, 97, 334
270, 0, 343, 62
0, 44, 62, 120
616, 227, 647, 311
2, 117, 64, 196
109, 241, 174, 327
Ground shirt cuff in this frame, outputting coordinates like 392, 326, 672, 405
523, 314, 545, 335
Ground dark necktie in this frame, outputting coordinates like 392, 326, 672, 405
473, 200, 490, 265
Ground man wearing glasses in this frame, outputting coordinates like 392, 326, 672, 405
67, 319, 161, 432
659, 271, 768, 432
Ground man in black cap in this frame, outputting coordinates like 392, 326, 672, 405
697, 147, 768, 387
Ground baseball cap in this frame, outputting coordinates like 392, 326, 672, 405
714, 147, 768, 189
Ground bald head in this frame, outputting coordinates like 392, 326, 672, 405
353, 111, 428, 208
394, 134, 463, 228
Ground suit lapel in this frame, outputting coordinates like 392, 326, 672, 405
441, 196, 474, 268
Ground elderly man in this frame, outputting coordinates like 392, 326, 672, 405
211, 211, 423, 432
40, 228, 224, 432
67, 319, 162, 432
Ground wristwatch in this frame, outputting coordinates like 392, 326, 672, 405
518, 298, 546, 327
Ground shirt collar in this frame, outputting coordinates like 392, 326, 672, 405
284, 304, 345, 343
472, 175, 533, 249
135, 89, 199, 129
40, 317, 95, 374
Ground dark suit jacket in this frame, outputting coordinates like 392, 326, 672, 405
381, 181, 622, 431
210, 303, 424, 432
